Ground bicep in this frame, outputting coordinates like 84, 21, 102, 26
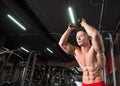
60, 43, 75, 55
91, 32, 104, 53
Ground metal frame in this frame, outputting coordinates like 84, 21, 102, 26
103, 32, 117, 86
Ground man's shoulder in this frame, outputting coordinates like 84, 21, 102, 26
74, 46, 81, 50
73, 47, 82, 57
74, 47, 82, 54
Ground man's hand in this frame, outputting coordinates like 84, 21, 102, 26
69, 23, 78, 30
80, 18, 87, 27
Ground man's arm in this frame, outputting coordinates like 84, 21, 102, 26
59, 26, 76, 55
81, 19, 106, 67
81, 19, 104, 53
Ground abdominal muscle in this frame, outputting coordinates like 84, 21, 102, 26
82, 63, 104, 84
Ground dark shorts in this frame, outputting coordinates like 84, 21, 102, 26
82, 81, 106, 86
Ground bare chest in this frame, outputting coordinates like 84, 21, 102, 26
75, 49, 97, 69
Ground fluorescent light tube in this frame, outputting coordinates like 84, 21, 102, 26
68, 7, 75, 24
7, 14, 26, 30
46, 48, 53, 54
20, 47, 29, 52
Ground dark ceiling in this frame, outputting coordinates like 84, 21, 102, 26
0, 0, 120, 62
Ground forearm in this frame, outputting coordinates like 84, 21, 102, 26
82, 20, 105, 53
59, 27, 73, 46
82, 22, 99, 37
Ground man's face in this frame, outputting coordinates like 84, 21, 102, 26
76, 31, 89, 46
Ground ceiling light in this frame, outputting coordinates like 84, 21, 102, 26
20, 47, 29, 52
46, 48, 53, 54
68, 7, 75, 24
7, 14, 26, 30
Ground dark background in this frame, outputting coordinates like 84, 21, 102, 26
0, 0, 120, 62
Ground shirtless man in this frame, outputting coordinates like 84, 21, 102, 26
59, 19, 106, 86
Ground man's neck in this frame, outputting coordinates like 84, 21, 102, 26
81, 44, 91, 54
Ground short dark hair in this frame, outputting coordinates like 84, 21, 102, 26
76, 27, 87, 34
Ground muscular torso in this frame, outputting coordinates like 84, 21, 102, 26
74, 46, 106, 84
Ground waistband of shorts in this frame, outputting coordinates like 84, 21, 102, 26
82, 81, 105, 85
